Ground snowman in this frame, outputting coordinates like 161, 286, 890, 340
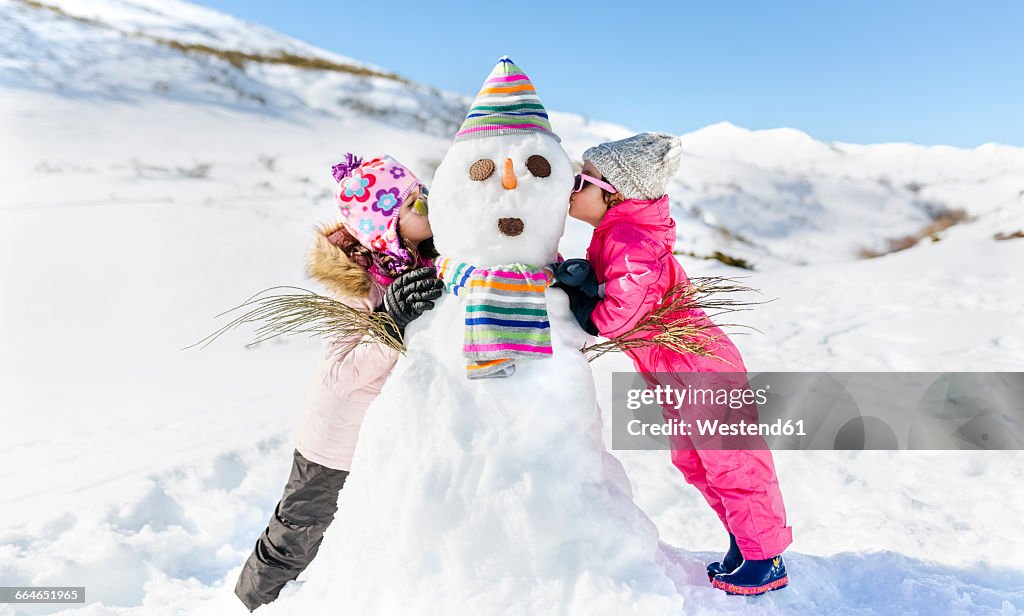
266, 57, 683, 615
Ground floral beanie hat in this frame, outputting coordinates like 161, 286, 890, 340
331, 153, 423, 278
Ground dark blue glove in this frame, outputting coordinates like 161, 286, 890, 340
552, 259, 601, 298
550, 259, 601, 336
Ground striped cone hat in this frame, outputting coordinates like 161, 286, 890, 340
454, 55, 560, 143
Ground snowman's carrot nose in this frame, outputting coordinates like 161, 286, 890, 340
502, 158, 517, 190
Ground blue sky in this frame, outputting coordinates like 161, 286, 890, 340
195, 0, 1023, 147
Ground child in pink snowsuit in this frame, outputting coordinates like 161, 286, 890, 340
559, 133, 792, 597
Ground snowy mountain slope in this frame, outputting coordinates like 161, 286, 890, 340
5, 0, 1023, 269
2, 0, 1024, 613
0, 0, 468, 135
668, 122, 1024, 268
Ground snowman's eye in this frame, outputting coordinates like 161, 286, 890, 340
469, 159, 495, 181
526, 155, 551, 178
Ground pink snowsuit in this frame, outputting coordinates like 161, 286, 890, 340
587, 195, 793, 560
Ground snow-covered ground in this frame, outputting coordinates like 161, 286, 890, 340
2, 0, 1024, 614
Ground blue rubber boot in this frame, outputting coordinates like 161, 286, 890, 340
705, 533, 743, 582
712, 554, 789, 596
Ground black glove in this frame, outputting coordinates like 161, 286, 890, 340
550, 259, 601, 336
551, 258, 601, 298
563, 287, 600, 335
378, 266, 444, 336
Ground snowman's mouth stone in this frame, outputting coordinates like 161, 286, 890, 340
498, 217, 524, 237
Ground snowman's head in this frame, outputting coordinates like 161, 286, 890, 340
429, 132, 572, 266
428, 55, 573, 266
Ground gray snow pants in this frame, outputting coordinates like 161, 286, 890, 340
234, 449, 349, 612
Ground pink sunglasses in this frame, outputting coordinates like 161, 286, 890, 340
573, 173, 617, 194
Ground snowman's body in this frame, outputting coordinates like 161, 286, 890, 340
267, 60, 682, 615
282, 285, 681, 614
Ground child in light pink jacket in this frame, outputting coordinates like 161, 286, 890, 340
235, 154, 442, 612
556, 133, 792, 597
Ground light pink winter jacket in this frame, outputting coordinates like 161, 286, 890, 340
293, 222, 400, 471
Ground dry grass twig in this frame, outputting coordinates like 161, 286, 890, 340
184, 286, 405, 354
580, 277, 769, 365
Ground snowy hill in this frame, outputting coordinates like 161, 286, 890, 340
6, 0, 1022, 270
2, 0, 1024, 614
671, 121, 1024, 268
1, 0, 470, 135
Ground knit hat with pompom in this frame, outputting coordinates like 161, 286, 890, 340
583, 132, 683, 200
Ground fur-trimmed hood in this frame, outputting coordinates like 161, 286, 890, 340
306, 221, 374, 300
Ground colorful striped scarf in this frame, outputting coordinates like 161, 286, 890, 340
435, 256, 555, 379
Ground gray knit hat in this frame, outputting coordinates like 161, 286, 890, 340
583, 132, 683, 200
